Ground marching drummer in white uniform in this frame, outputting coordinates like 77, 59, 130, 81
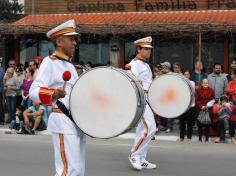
128, 36, 157, 170
29, 20, 86, 176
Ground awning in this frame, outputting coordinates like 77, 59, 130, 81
2, 10, 236, 35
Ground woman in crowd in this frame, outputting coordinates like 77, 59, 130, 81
196, 78, 215, 142
15, 67, 25, 106
4, 67, 19, 123
21, 68, 34, 108
226, 69, 236, 144
179, 70, 196, 141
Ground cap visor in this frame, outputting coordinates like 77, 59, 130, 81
140, 45, 153, 48
64, 32, 79, 36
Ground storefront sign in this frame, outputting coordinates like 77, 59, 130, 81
67, 0, 236, 13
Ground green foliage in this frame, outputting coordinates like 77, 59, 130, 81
0, 0, 24, 21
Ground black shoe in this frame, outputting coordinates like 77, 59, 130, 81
31, 129, 35, 135
24, 128, 32, 135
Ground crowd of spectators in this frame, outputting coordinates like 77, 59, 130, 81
0, 57, 94, 135
0, 57, 49, 134
1, 56, 236, 144
152, 59, 236, 144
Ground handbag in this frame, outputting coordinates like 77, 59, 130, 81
197, 110, 211, 124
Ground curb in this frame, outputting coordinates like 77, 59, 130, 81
0, 127, 180, 141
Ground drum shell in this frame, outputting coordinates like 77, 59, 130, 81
69, 66, 146, 138
119, 69, 146, 134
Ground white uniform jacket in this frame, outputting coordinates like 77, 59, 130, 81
129, 59, 152, 91
29, 54, 83, 135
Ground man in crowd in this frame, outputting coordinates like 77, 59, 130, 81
208, 63, 228, 101
28, 60, 39, 79
160, 61, 171, 74
191, 58, 206, 88
158, 61, 171, 132
23, 101, 47, 134
8, 59, 17, 70
165, 62, 182, 133
172, 62, 182, 75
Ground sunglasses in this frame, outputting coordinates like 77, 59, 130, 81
9, 64, 15, 66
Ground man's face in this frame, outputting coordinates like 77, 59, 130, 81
9, 60, 16, 69
32, 101, 40, 107
214, 65, 222, 74
195, 61, 203, 71
137, 47, 152, 60
162, 66, 170, 74
173, 64, 181, 73
57, 36, 77, 58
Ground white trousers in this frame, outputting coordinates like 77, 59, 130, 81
130, 105, 157, 160
52, 133, 86, 176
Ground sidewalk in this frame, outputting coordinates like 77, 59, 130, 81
0, 123, 203, 142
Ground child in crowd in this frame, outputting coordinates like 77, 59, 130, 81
215, 95, 231, 143
5, 105, 25, 134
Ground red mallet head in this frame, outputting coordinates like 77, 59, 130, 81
62, 71, 71, 81
125, 64, 131, 70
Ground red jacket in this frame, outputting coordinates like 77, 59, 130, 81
226, 81, 236, 102
230, 105, 236, 122
196, 87, 215, 112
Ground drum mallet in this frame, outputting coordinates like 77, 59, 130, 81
62, 71, 71, 90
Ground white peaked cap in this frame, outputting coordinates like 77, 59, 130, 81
46, 19, 79, 39
134, 36, 153, 48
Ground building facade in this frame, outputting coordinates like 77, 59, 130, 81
1, 0, 236, 72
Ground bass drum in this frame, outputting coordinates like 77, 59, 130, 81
148, 73, 194, 118
70, 67, 146, 139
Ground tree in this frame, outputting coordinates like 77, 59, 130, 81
0, 0, 23, 21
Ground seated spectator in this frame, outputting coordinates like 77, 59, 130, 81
196, 78, 215, 142
23, 101, 47, 134
215, 95, 231, 143
21, 68, 34, 108
5, 105, 25, 134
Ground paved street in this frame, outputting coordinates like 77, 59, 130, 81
0, 133, 236, 176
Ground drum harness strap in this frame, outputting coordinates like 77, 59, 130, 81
56, 100, 75, 124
